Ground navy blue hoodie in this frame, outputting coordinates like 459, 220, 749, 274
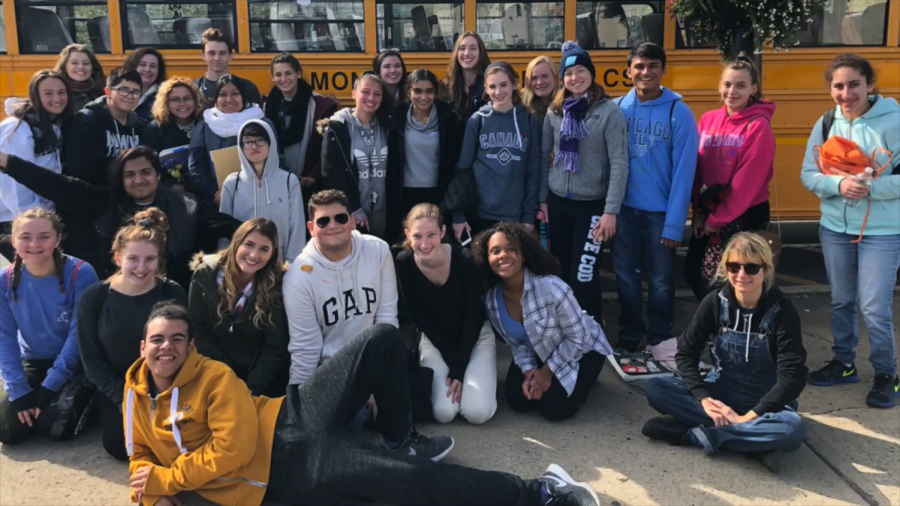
64, 96, 141, 186
455, 103, 540, 224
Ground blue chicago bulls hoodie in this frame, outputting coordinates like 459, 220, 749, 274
64, 96, 141, 186
617, 87, 700, 241
456, 102, 540, 224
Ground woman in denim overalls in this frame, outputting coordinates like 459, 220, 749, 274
642, 232, 808, 473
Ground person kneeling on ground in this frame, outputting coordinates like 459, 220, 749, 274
473, 223, 613, 422
642, 232, 807, 473
126, 302, 600, 506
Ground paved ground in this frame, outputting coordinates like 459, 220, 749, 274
1, 290, 898, 506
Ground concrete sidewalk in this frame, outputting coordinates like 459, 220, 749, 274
1, 292, 898, 505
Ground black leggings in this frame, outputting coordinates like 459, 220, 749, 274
265, 324, 544, 506
98, 393, 128, 461
505, 351, 605, 422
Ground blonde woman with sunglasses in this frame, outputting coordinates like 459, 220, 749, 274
642, 232, 807, 474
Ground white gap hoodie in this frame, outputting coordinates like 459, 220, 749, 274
283, 231, 398, 384
0, 99, 61, 222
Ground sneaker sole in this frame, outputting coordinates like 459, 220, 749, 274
431, 438, 455, 462
547, 464, 600, 505
808, 375, 860, 387
865, 397, 898, 409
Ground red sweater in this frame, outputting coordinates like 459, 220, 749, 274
693, 101, 777, 230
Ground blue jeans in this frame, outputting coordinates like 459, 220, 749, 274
645, 376, 806, 455
819, 226, 900, 377
612, 206, 676, 346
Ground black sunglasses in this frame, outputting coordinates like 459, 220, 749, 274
315, 213, 350, 229
725, 262, 763, 275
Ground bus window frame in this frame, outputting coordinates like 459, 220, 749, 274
15, 0, 111, 54
247, 0, 367, 53
120, 0, 239, 50
573, 0, 663, 50
475, 0, 566, 51
790, 0, 891, 48
376, 0, 464, 52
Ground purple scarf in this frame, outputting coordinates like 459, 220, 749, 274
554, 96, 591, 173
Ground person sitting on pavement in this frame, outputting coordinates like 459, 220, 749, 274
0, 147, 241, 288
396, 203, 497, 425
0, 209, 98, 445
473, 223, 613, 422
126, 301, 599, 506
77, 208, 186, 460
188, 218, 290, 398
282, 189, 399, 428
642, 232, 808, 473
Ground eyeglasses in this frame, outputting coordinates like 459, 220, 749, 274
315, 213, 350, 229
241, 139, 269, 148
111, 87, 141, 98
725, 262, 763, 275
168, 96, 195, 105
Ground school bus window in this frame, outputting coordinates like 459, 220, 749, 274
16, 0, 110, 54
122, 2, 236, 49
0, 2, 6, 53
377, 1, 463, 51
674, 17, 715, 48
249, 0, 365, 52
575, 1, 662, 49
789, 0, 888, 46
477, 1, 564, 50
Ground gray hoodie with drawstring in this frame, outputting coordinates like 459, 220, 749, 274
219, 119, 306, 262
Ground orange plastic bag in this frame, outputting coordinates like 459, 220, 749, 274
813, 135, 893, 243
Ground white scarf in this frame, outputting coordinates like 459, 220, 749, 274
203, 105, 264, 138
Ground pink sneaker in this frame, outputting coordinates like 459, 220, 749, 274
647, 338, 678, 372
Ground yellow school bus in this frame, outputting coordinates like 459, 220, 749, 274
1, 0, 898, 223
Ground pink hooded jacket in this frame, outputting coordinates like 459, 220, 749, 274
692, 101, 777, 230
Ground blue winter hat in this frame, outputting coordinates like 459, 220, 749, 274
559, 41, 595, 80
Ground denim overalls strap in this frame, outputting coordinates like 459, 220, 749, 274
711, 291, 781, 412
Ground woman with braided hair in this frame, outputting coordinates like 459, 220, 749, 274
0, 208, 98, 444
77, 207, 186, 460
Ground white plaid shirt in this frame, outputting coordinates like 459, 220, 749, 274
485, 270, 612, 395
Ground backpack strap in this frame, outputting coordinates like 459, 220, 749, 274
821, 108, 835, 142
70, 259, 86, 288
4, 266, 11, 290
669, 99, 679, 127
615, 96, 624, 106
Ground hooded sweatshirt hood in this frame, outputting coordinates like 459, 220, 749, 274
331, 107, 389, 215
220, 119, 306, 262
123, 350, 283, 506
203, 105, 265, 138
456, 102, 540, 223
800, 95, 900, 236
618, 87, 700, 241
282, 230, 398, 385
403, 103, 440, 188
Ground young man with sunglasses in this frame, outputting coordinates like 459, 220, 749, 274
640, 233, 807, 473
127, 302, 600, 506
65, 67, 143, 186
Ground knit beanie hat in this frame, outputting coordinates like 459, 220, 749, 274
559, 41, 595, 80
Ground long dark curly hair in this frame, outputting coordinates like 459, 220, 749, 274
472, 222, 560, 290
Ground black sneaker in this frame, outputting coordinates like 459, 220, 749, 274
808, 359, 859, 386
749, 450, 783, 474
539, 464, 599, 506
614, 339, 642, 354
642, 417, 691, 446
866, 374, 900, 408
390, 428, 455, 462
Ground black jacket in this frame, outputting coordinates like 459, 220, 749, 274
141, 120, 194, 190
188, 254, 290, 397
64, 96, 141, 186
133, 88, 158, 129
3, 155, 241, 287
318, 114, 403, 242
390, 100, 460, 207
676, 284, 807, 415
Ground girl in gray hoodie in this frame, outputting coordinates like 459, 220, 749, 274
219, 120, 306, 262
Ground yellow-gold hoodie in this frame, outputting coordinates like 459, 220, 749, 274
123, 350, 283, 506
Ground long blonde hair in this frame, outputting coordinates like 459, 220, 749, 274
218, 218, 286, 329
440, 32, 491, 119
522, 56, 559, 119
714, 232, 776, 289
152, 77, 206, 126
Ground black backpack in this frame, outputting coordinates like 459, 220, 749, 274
821, 108, 836, 141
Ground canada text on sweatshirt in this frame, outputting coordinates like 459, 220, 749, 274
282, 231, 399, 384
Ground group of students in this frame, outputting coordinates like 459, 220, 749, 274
0, 26, 897, 506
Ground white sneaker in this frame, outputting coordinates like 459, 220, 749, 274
647, 338, 678, 372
